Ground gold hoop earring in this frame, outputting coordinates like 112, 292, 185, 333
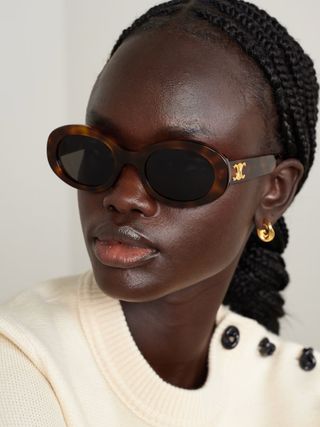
257, 220, 275, 242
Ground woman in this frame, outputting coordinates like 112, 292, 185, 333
0, 0, 319, 426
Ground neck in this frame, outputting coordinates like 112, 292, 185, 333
120, 264, 237, 389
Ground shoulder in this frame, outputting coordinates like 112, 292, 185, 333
219, 305, 320, 395
213, 306, 320, 425
224, 306, 320, 371
0, 269, 92, 316
0, 270, 92, 357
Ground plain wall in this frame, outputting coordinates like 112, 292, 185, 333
0, 0, 319, 347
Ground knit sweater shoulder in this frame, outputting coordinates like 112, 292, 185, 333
0, 270, 319, 427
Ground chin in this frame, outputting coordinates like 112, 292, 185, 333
90, 262, 173, 303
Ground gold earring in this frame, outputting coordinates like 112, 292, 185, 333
257, 220, 275, 242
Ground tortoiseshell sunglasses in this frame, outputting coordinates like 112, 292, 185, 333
47, 124, 283, 208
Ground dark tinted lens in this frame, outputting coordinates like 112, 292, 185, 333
57, 135, 114, 186
146, 148, 214, 201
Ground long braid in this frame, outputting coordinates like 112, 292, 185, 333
106, 0, 319, 334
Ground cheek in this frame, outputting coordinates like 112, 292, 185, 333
77, 191, 103, 233
78, 192, 89, 230
167, 184, 258, 281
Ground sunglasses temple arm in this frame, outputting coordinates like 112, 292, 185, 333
228, 155, 277, 185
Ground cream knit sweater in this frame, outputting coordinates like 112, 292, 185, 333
0, 270, 319, 427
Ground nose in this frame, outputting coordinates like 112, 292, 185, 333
102, 164, 159, 217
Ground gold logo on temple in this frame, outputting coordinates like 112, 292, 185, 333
233, 162, 247, 181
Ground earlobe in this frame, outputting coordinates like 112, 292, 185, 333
254, 158, 304, 227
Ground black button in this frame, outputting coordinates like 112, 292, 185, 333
299, 347, 317, 371
221, 325, 240, 349
258, 337, 276, 356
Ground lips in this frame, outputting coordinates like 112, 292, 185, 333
92, 224, 159, 268
94, 238, 158, 268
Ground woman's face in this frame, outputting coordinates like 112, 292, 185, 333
79, 30, 271, 302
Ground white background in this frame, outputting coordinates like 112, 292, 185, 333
0, 1, 319, 347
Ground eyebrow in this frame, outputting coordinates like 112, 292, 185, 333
86, 110, 216, 141
86, 111, 120, 136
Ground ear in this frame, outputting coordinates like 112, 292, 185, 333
254, 159, 305, 229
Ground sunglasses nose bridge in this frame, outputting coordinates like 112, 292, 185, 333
120, 149, 141, 166
105, 149, 158, 211
114, 147, 146, 185
118, 149, 144, 179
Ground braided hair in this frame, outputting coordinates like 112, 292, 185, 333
105, 0, 319, 334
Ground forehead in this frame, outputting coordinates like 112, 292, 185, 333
87, 30, 267, 157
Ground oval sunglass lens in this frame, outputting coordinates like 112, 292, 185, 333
146, 148, 214, 201
58, 135, 114, 186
